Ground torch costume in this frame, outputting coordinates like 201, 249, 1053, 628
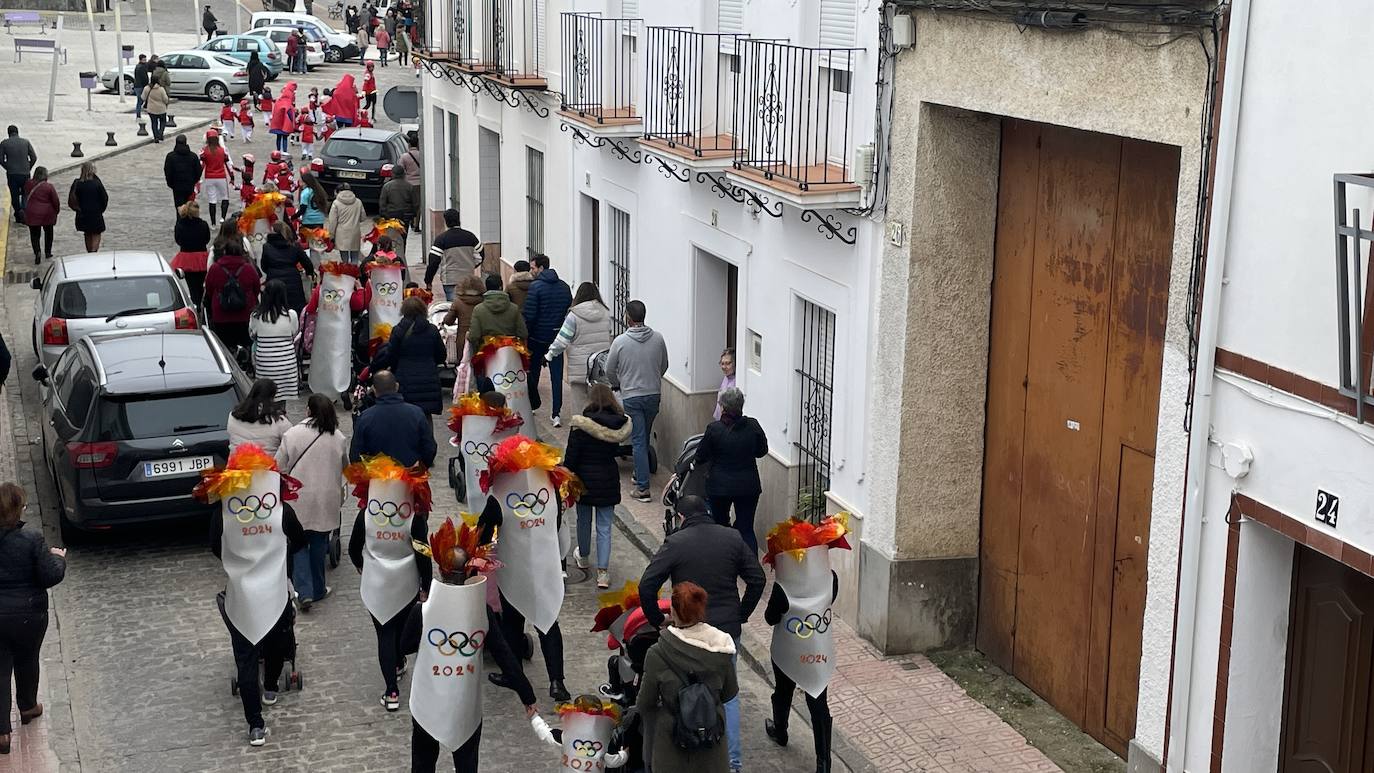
447, 393, 523, 513
366, 253, 405, 358
308, 262, 361, 398
762, 513, 850, 772
530, 696, 629, 771
472, 336, 536, 433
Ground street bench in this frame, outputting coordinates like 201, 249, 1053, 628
3, 12, 45, 35
14, 37, 66, 64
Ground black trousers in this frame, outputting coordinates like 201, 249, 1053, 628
172, 187, 194, 211
28, 224, 54, 259
497, 590, 563, 682
372, 604, 413, 694
412, 719, 480, 772
6, 173, 26, 220
226, 603, 293, 730
481, 607, 536, 706
0, 612, 48, 735
770, 662, 832, 766
212, 320, 251, 352
709, 493, 761, 554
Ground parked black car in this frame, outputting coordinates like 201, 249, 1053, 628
312, 127, 407, 209
34, 329, 250, 541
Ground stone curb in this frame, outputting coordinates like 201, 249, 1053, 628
612, 503, 879, 773
47, 115, 217, 178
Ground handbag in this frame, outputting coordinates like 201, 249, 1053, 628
301, 310, 317, 354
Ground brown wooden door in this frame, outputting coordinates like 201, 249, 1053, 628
1281, 547, 1374, 773
976, 119, 1179, 754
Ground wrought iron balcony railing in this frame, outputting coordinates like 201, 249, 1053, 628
731, 39, 860, 196
436, 0, 476, 67
641, 28, 744, 163
559, 12, 643, 129
482, 0, 546, 87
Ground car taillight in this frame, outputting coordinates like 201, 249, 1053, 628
41, 317, 68, 346
311, 158, 324, 172
69, 442, 118, 469
268, 53, 279, 60
174, 307, 198, 330
235, 70, 248, 77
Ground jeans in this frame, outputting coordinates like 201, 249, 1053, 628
28, 224, 54, 259
291, 530, 331, 601
709, 493, 760, 554
442, 284, 455, 301
150, 113, 167, 141
727, 639, 741, 769
575, 503, 614, 569
622, 394, 660, 491
527, 340, 563, 417
771, 662, 832, 767
498, 590, 564, 682
6, 172, 27, 220
134, 89, 144, 118
339, 249, 362, 264
274, 132, 289, 153
372, 606, 412, 694
0, 612, 47, 734
224, 602, 293, 729
412, 719, 480, 772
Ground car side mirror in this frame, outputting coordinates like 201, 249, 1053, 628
31, 365, 49, 383
30, 277, 42, 290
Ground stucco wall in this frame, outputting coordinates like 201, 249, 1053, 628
867, 9, 1210, 747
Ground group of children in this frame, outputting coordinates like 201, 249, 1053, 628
213, 83, 376, 163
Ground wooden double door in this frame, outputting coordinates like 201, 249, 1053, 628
977, 119, 1179, 754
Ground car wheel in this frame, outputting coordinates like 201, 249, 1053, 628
121, 74, 134, 94
58, 508, 84, 545
206, 81, 229, 102
326, 46, 343, 63
268, 71, 278, 81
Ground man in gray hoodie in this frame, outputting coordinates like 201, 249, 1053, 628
605, 299, 668, 501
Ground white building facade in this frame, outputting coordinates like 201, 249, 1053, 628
415, 0, 884, 597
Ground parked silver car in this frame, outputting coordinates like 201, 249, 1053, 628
31, 252, 199, 369
102, 50, 250, 102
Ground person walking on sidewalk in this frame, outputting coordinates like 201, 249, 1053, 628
132, 54, 150, 119
22, 167, 59, 265
204, 241, 262, 352
143, 78, 171, 143
1, 126, 37, 224
562, 384, 631, 588
505, 260, 533, 310
522, 255, 572, 424
0, 483, 66, 756
466, 274, 528, 352
276, 395, 349, 612
172, 201, 212, 308
605, 300, 668, 502
200, 130, 233, 225
202, 5, 219, 40
67, 162, 108, 253
639, 495, 765, 773
425, 209, 481, 299
323, 183, 367, 263
694, 387, 768, 555
164, 135, 203, 212
544, 282, 612, 420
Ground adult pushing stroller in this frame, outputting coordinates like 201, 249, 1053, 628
597, 598, 670, 773
585, 350, 657, 474
218, 590, 305, 696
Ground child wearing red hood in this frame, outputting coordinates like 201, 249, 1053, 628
238, 99, 255, 142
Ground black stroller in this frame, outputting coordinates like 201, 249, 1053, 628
585, 350, 657, 474
598, 599, 671, 773
660, 434, 706, 537
218, 591, 304, 696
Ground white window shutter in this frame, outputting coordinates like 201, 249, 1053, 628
819, 0, 856, 47
535, 0, 545, 72
621, 0, 639, 17
719, 0, 743, 33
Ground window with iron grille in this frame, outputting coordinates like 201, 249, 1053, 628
608, 206, 631, 338
447, 112, 461, 211
794, 299, 836, 521
526, 146, 544, 257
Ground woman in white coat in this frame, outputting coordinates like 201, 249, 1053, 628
543, 282, 612, 421
275, 394, 350, 610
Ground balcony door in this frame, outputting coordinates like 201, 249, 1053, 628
478, 126, 502, 268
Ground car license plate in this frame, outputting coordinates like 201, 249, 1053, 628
144, 456, 214, 478
339, 170, 368, 180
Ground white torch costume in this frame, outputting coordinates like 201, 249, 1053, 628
476, 342, 536, 435
771, 544, 838, 698
455, 411, 520, 514
308, 266, 357, 398
560, 710, 617, 771
360, 478, 421, 624
489, 466, 564, 634
220, 469, 289, 645
367, 261, 404, 350
411, 574, 488, 750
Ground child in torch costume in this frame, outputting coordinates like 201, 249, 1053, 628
366, 251, 405, 358
530, 694, 630, 770
472, 336, 536, 435
196, 444, 306, 748
448, 391, 523, 514
477, 435, 581, 702
308, 262, 362, 399
345, 454, 433, 712
761, 514, 850, 773
401, 518, 539, 772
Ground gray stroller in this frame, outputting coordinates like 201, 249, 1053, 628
585, 350, 658, 475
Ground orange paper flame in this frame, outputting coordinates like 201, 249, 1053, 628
447, 392, 523, 435
319, 260, 360, 278
193, 444, 300, 503
763, 512, 852, 566
343, 454, 433, 512
555, 696, 622, 723
477, 435, 582, 506
237, 191, 287, 234
428, 515, 496, 579
591, 580, 641, 633
471, 335, 531, 372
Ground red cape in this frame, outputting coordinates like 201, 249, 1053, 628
323, 74, 358, 124
270, 82, 297, 134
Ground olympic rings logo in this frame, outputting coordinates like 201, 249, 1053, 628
228, 493, 279, 523
367, 498, 413, 527
571, 740, 603, 757
491, 369, 526, 387
505, 489, 550, 519
785, 609, 834, 640
462, 440, 495, 460
375, 281, 400, 296
427, 627, 485, 657
322, 288, 345, 305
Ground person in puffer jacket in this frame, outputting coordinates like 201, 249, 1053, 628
522, 255, 572, 421
544, 282, 612, 420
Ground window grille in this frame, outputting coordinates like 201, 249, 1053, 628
794, 299, 836, 521
526, 147, 545, 257
1333, 174, 1374, 420
608, 206, 631, 338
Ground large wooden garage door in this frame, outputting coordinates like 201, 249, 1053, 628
977, 119, 1179, 754
1280, 547, 1374, 773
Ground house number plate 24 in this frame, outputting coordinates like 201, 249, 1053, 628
1315, 489, 1340, 529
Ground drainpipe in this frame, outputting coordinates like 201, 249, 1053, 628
1165, 0, 1250, 769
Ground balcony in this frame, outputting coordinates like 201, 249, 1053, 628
481, 0, 546, 89
639, 28, 745, 171
727, 39, 862, 208
1333, 173, 1374, 421
559, 12, 643, 137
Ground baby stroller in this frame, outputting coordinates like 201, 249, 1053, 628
218, 591, 304, 697
599, 598, 670, 772
585, 350, 657, 474
428, 299, 460, 384
660, 434, 706, 537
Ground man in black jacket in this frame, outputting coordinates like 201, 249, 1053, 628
132, 54, 149, 119
163, 135, 203, 212
350, 371, 437, 468
638, 494, 764, 772
202, 5, 218, 40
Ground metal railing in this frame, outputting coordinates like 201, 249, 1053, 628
733, 39, 858, 190
642, 28, 743, 155
1333, 173, 1374, 420
444, 0, 475, 65
794, 299, 836, 522
560, 12, 643, 123
481, 0, 544, 79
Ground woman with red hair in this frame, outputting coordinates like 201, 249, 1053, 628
324, 74, 359, 128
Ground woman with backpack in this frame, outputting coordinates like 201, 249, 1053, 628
250, 281, 301, 400
204, 240, 262, 353
635, 581, 738, 773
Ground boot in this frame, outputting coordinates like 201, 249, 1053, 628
19, 704, 43, 724
765, 718, 788, 747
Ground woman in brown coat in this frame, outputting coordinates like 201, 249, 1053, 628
21, 167, 59, 264
442, 273, 486, 356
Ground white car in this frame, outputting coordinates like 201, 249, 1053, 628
250, 11, 360, 62
102, 50, 250, 101
244, 26, 326, 68
31, 252, 199, 369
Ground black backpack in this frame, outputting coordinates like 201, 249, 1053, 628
664, 658, 724, 751
218, 265, 248, 313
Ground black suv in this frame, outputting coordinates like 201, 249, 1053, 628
34, 330, 250, 541
313, 127, 406, 208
